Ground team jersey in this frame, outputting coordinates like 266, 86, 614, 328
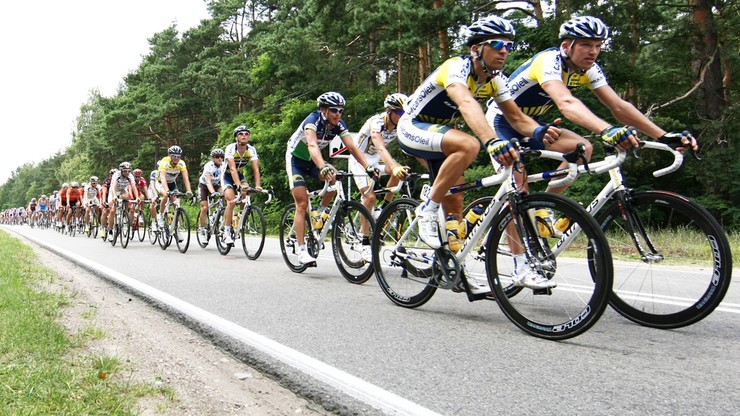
353, 113, 398, 156
67, 188, 84, 202
405, 55, 512, 125
199, 161, 225, 186
83, 184, 100, 200
287, 110, 351, 161
58, 188, 69, 202
499, 47, 608, 117
157, 157, 187, 183
134, 177, 147, 192
109, 170, 136, 196
149, 170, 158, 183
224, 142, 258, 170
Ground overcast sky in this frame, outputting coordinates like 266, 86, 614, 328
0, 0, 211, 185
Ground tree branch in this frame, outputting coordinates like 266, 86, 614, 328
646, 52, 715, 117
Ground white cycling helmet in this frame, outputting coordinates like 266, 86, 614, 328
384, 93, 408, 110
317, 92, 346, 107
559, 16, 609, 40
465, 15, 516, 46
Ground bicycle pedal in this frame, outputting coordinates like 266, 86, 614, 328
306, 261, 317, 268
532, 288, 553, 296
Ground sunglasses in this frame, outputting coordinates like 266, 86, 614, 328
482, 39, 514, 51
213, 155, 224, 159
394, 109, 405, 116
237, 131, 250, 136
328, 107, 344, 114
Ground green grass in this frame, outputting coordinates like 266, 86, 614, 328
0, 230, 172, 415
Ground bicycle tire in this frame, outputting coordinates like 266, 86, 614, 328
333, 200, 374, 284
158, 210, 172, 250
279, 203, 310, 273
595, 190, 732, 329
214, 208, 231, 255
486, 192, 613, 340
174, 208, 191, 253
120, 208, 131, 249
241, 206, 266, 260
197, 210, 211, 248
148, 215, 158, 245
136, 208, 147, 242
371, 198, 437, 308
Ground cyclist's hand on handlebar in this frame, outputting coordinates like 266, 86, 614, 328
185, 191, 193, 199
254, 186, 263, 193
392, 165, 411, 180
486, 138, 518, 166
320, 163, 335, 181
533, 118, 562, 147
366, 164, 381, 181
659, 131, 699, 155
601, 125, 639, 150
211, 191, 221, 198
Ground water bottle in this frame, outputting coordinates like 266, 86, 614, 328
459, 203, 484, 239
311, 209, 322, 230
445, 214, 461, 253
321, 207, 330, 225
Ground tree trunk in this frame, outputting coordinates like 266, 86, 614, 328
626, 0, 639, 104
689, 0, 725, 120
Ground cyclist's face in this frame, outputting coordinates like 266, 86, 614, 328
477, 37, 511, 71
566, 39, 602, 69
236, 131, 250, 144
323, 106, 344, 124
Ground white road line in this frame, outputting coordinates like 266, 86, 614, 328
15, 230, 442, 416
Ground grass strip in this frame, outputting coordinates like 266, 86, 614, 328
0, 230, 164, 415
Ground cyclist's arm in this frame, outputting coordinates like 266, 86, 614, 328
204, 172, 216, 194
249, 159, 261, 188
342, 134, 372, 169
182, 169, 192, 194
227, 158, 240, 187
370, 131, 402, 172
497, 99, 559, 143
159, 170, 169, 195
304, 129, 328, 168
447, 82, 496, 146
541, 79, 610, 134
128, 176, 140, 200
592, 85, 666, 139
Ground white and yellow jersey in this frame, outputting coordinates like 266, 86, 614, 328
353, 113, 397, 157
503, 47, 608, 117
157, 157, 187, 183
405, 55, 511, 125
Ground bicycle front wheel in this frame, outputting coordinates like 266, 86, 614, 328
332, 200, 374, 284
174, 208, 191, 253
241, 206, 266, 260
279, 204, 310, 273
136, 209, 147, 242
486, 193, 613, 340
214, 208, 231, 255
371, 198, 437, 308
597, 190, 732, 329
120, 209, 131, 249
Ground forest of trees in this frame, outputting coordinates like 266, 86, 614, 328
1, 0, 738, 229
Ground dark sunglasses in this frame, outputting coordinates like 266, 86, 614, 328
482, 39, 514, 51
213, 155, 224, 159
328, 107, 344, 114
394, 109, 405, 116
237, 131, 250, 136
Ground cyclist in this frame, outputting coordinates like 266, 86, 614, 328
83, 176, 101, 234
99, 169, 116, 240
488, 15, 698, 196
397, 15, 560, 290
131, 169, 149, 231
26, 198, 38, 226
56, 183, 70, 229
65, 181, 84, 231
349, 93, 411, 261
285, 92, 380, 265
153, 145, 193, 232
105, 162, 140, 241
38, 194, 49, 225
222, 127, 262, 245
198, 148, 226, 240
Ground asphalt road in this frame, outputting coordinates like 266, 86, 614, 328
6, 224, 740, 416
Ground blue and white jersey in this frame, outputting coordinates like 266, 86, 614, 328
286, 110, 351, 161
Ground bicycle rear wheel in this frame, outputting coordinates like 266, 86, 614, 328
332, 200, 374, 284
279, 204, 310, 273
486, 193, 612, 340
197, 215, 210, 248
241, 206, 266, 260
371, 198, 437, 308
596, 190, 732, 329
